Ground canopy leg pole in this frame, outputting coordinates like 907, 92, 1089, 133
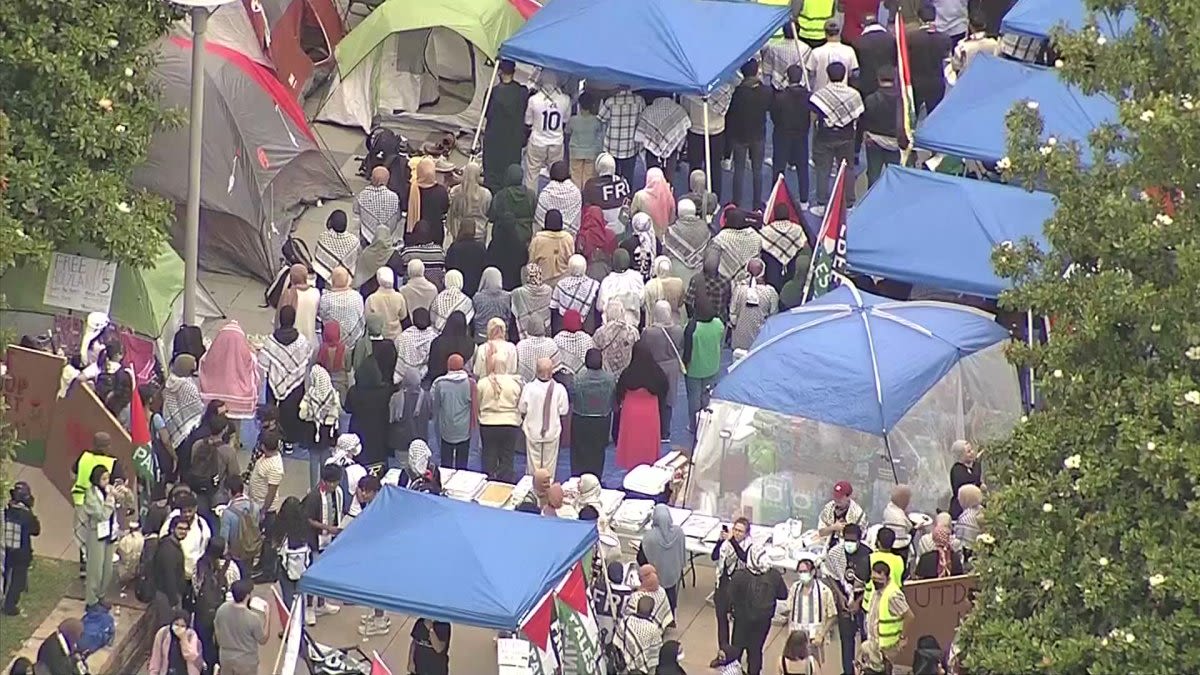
470, 59, 501, 157
1027, 309, 1036, 409
703, 99, 713, 203
883, 434, 900, 484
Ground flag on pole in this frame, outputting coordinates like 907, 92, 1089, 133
369, 651, 394, 675
272, 586, 291, 631
801, 160, 850, 303
127, 366, 156, 484
553, 562, 603, 675
519, 592, 559, 675
763, 174, 801, 225
895, 12, 917, 165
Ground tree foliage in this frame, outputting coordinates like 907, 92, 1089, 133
0, 0, 178, 273
959, 1, 1200, 673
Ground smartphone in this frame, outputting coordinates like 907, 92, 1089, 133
249, 596, 269, 613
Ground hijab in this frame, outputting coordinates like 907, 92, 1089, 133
316, 321, 345, 372
278, 264, 311, 313
615, 340, 668, 400
578, 205, 618, 259
612, 249, 631, 273
274, 305, 300, 345
490, 164, 536, 245
544, 209, 564, 232
537, 162, 582, 233
562, 309, 583, 332
401, 258, 439, 311
651, 299, 673, 327
479, 266, 503, 293
172, 325, 205, 363
657, 641, 687, 675
406, 157, 437, 232
429, 311, 474, 380
932, 525, 954, 577
641, 504, 686, 587
631, 212, 656, 262
197, 320, 259, 417
449, 160, 490, 237
639, 167, 675, 236
595, 153, 616, 177
298, 364, 341, 432
355, 225, 395, 287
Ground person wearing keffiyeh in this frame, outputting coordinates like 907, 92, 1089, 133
534, 161, 582, 235
431, 270, 474, 331
402, 440, 442, 494
511, 263, 553, 340
313, 211, 360, 289
259, 305, 312, 451
914, 524, 965, 579
299, 364, 342, 486
551, 255, 600, 331
810, 61, 864, 212
395, 308, 437, 381
599, 250, 646, 326
516, 318, 560, 382
552, 309, 594, 377
663, 199, 711, 289
730, 259, 779, 351
318, 267, 366, 348
163, 354, 204, 455
684, 248, 732, 325
471, 268, 513, 343
635, 96, 690, 176
711, 208, 764, 281
593, 300, 640, 378
759, 202, 811, 292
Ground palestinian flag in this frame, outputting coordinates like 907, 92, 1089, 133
127, 367, 155, 483
802, 160, 850, 302
553, 562, 604, 675
764, 174, 802, 224
507, 0, 541, 19
520, 592, 559, 675
895, 11, 917, 165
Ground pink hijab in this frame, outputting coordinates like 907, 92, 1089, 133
640, 167, 676, 236
198, 321, 260, 418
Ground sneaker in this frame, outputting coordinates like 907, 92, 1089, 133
799, 201, 809, 210
305, 612, 317, 626
810, 204, 827, 217
313, 603, 341, 617
358, 617, 392, 637
720, 158, 733, 171
763, 156, 773, 167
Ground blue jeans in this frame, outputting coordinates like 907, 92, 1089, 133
307, 445, 332, 488
685, 375, 717, 433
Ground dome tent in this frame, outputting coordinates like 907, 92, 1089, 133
134, 36, 349, 282
687, 285, 1022, 527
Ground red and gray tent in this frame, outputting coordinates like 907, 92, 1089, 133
135, 36, 348, 282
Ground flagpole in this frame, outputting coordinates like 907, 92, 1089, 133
272, 595, 300, 675
1026, 309, 1036, 408
702, 99, 713, 203
799, 160, 847, 303
470, 59, 501, 157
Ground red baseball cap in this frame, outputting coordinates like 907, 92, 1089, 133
833, 481, 853, 497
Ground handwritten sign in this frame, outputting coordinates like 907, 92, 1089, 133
895, 574, 978, 667
497, 638, 536, 675
42, 252, 118, 314
2, 345, 66, 465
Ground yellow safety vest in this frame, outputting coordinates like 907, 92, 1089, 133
760, 0, 795, 42
72, 452, 115, 506
864, 583, 905, 649
796, 0, 835, 41
865, 550, 905, 593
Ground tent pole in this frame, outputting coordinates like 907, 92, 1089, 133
882, 434, 900, 484
1026, 309, 1036, 409
703, 99, 713, 201
470, 59, 502, 158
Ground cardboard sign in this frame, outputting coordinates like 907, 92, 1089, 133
42, 252, 118, 314
43, 381, 136, 502
895, 574, 978, 667
2, 345, 66, 465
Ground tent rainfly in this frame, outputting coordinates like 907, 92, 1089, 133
315, 0, 526, 135
1001, 0, 1134, 40
914, 54, 1117, 167
846, 166, 1055, 298
134, 36, 349, 283
299, 487, 597, 629
688, 285, 1021, 527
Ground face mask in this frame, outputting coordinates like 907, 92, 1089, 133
799, 572, 814, 584
843, 541, 859, 554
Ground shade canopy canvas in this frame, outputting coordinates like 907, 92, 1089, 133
846, 166, 1054, 298
134, 36, 349, 282
1001, 0, 1134, 39
298, 487, 597, 630
914, 54, 1117, 166
498, 0, 791, 94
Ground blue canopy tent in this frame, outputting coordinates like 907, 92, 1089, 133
1001, 0, 1134, 39
687, 285, 1021, 526
298, 487, 597, 629
914, 54, 1117, 166
498, 0, 790, 95
846, 166, 1055, 298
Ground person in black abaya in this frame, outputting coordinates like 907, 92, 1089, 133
426, 311, 476, 385
344, 359, 394, 467
481, 59, 531, 191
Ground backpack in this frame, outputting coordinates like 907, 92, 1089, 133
361, 126, 404, 176
282, 236, 313, 269
739, 568, 783, 617
134, 535, 161, 603
77, 605, 116, 654
602, 626, 626, 675
193, 559, 230, 628
187, 439, 221, 495
229, 503, 264, 565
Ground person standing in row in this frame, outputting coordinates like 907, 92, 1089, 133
810, 62, 863, 215
682, 294, 724, 435
569, 349, 615, 477
568, 92, 603, 187
481, 60, 529, 191
518, 358, 569, 476
908, 5, 954, 115
809, 20, 860, 94
477, 351, 523, 481
447, 160, 492, 245
430, 354, 475, 470
597, 86, 646, 186
681, 82, 735, 204
524, 74, 571, 192
353, 168, 400, 247
727, 59, 772, 210
861, 65, 902, 186
771, 65, 812, 205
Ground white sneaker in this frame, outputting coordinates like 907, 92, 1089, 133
799, 201, 809, 210
358, 616, 392, 637
305, 612, 317, 626
720, 158, 733, 171
810, 204, 827, 217
314, 603, 341, 617
763, 156, 773, 167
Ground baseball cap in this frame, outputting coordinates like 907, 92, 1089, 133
833, 480, 853, 497
824, 19, 841, 35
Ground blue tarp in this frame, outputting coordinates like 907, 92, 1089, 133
914, 54, 1117, 166
1001, 0, 1134, 39
715, 286, 1009, 434
498, 0, 790, 94
846, 166, 1055, 298
298, 487, 597, 630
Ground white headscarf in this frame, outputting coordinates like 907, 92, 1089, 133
376, 267, 396, 289
631, 212, 656, 260
298, 364, 341, 438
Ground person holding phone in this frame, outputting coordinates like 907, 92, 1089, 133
409, 617, 451, 675
147, 610, 204, 675
710, 518, 753, 655
214, 579, 269, 675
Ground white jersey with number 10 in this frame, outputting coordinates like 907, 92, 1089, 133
525, 90, 571, 148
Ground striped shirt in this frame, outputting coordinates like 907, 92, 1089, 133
788, 580, 836, 634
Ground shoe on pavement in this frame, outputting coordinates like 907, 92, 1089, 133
358, 617, 392, 637
810, 204, 827, 217
313, 603, 341, 617
305, 612, 317, 626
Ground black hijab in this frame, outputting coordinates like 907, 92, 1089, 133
544, 209, 564, 232
327, 209, 348, 233
549, 160, 571, 183
172, 325, 205, 362
427, 311, 476, 382
615, 340, 668, 401
273, 305, 299, 346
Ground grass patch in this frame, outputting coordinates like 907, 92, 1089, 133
0, 556, 77, 663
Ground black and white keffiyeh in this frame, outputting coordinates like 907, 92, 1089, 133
162, 374, 204, 450
760, 219, 809, 266
811, 83, 865, 130
258, 333, 312, 401
516, 336, 560, 382
313, 231, 361, 283
616, 615, 663, 674
318, 290, 366, 347
663, 216, 712, 272
553, 330, 595, 375
550, 274, 600, 317
298, 364, 341, 437
396, 326, 437, 380
712, 228, 764, 280
535, 182, 582, 234
431, 289, 474, 331
635, 98, 690, 159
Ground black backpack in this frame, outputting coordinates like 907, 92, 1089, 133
187, 439, 221, 495
134, 535, 160, 603
361, 126, 404, 176
193, 560, 229, 628
603, 626, 626, 675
